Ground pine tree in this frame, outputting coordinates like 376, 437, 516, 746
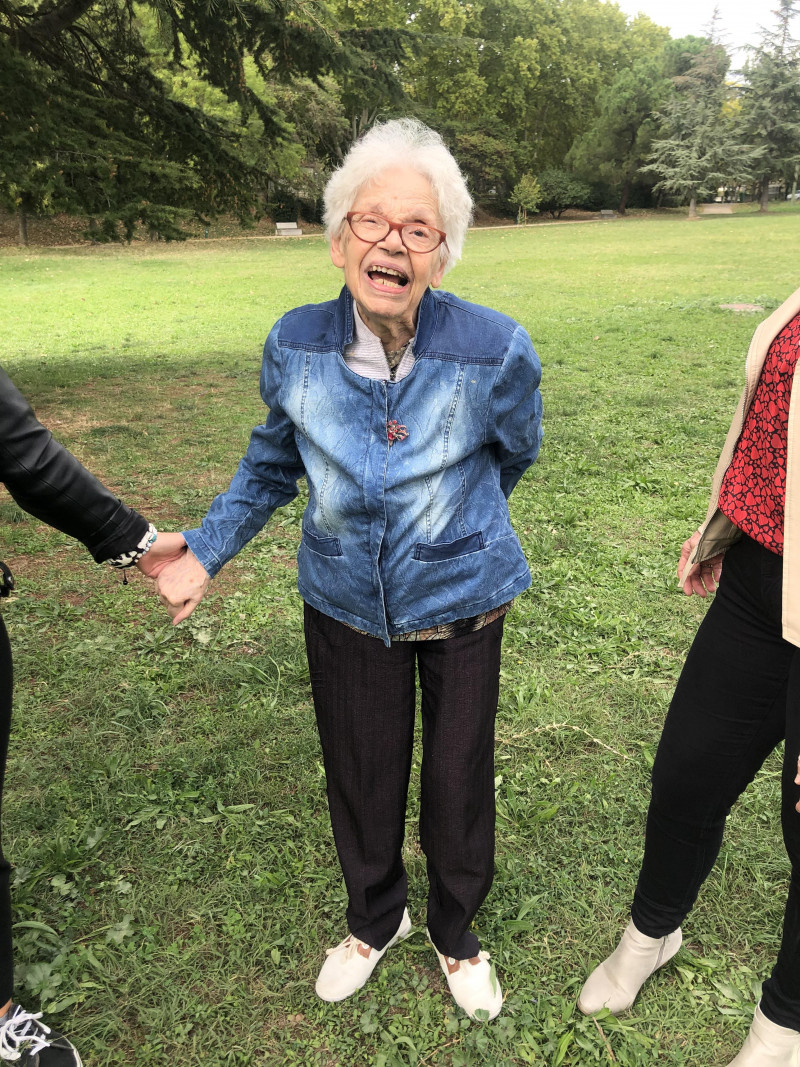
739, 0, 800, 212
568, 55, 669, 214
0, 0, 410, 242
646, 41, 756, 218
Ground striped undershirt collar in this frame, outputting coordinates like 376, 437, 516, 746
344, 304, 416, 382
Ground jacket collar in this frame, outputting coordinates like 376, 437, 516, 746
335, 286, 438, 355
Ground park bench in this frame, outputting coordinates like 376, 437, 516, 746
275, 221, 303, 236
599, 209, 616, 219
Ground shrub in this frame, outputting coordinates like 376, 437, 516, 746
537, 169, 592, 217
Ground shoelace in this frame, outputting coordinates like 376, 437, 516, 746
0, 1008, 52, 1062
445, 949, 491, 970
325, 934, 372, 963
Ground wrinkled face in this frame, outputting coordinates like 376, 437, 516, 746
330, 166, 446, 338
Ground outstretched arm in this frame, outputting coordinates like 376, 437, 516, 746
154, 325, 305, 623
0, 367, 149, 560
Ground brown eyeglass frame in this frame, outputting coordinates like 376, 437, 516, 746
345, 212, 447, 253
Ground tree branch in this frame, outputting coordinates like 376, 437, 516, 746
13, 0, 96, 54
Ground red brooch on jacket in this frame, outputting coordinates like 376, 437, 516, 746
386, 420, 408, 446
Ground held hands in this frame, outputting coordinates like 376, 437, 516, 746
132, 530, 210, 624
678, 530, 724, 597
155, 546, 211, 624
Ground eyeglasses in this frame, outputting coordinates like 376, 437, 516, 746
345, 212, 447, 254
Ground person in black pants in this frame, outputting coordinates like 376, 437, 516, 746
578, 291, 800, 1067
154, 119, 543, 1021
0, 368, 185, 1066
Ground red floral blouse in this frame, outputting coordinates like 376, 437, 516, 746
718, 312, 800, 554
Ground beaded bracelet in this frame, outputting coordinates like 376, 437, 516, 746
107, 522, 158, 569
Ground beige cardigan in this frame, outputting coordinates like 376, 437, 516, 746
685, 285, 800, 647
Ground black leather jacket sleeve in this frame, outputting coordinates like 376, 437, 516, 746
0, 368, 149, 563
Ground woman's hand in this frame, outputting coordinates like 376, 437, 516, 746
795, 755, 800, 813
156, 548, 211, 624
678, 530, 724, 597
136, 531, 187, 578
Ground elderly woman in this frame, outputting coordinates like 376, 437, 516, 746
578, 288, 800, 1066
156, 118, 542, 1019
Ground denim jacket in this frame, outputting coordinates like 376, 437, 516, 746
184, 286, 542, 645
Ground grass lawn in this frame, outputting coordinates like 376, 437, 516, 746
1, 208, 799, 1066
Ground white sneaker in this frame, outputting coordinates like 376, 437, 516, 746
726, 1003, 800, 1066
315, 909, 412, 1002
578, 920, 682, 1015
0, 1004, 83, 1065
428, 930, 503, 1021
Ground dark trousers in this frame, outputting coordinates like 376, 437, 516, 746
303, 603, 504, 960
632, 535, 800, 1030
0, 618, 13, 1004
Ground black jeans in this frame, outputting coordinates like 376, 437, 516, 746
0, 617, 13, 1004
632, 535, 800, 1030
303, 603, 504, 960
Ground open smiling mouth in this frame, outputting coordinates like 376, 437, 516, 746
367, 265, 409, 290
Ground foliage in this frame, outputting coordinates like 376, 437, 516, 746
536, 169, 592, 218
738, 0, 800, 212
0, 0, 412, 242
568, 51, 671, 214
5, 0, 800, 243
646, 42, 758, 217
510, 173, 542, 223
382, 0, 675, 196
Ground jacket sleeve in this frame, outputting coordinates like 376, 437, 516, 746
487, 325, 543, 498
0, 367, 149, 562
183, 323, 306, 578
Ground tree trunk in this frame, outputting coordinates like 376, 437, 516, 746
618, 178, 631, 216
759, 179, 770, 213
688, 195, 697, 219
791, 164, 798, 204
17, 207, 28, 247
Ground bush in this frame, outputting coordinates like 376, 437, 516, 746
537, 169, 592, 217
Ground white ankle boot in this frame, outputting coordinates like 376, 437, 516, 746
726, 1003, 800, 1066
578, 920, 682, 1015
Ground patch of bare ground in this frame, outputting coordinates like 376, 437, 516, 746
0, 544, 75, 580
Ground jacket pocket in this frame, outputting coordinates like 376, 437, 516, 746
413, 530, 484, 562
302, 526, 343, 557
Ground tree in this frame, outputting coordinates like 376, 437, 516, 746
568, 53, 669, 214
0, 0, 410, 242
510, 173, 541, 223
739, 0, 800, 212
645, 41, 757, 218
405, 0, 670, 195
536, 169, 591, 218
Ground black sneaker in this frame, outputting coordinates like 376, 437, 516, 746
0, 1005, 82, 1065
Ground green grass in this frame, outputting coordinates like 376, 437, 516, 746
1, 209, 799, 1065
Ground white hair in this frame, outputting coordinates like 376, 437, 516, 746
323, 118, 473, 274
